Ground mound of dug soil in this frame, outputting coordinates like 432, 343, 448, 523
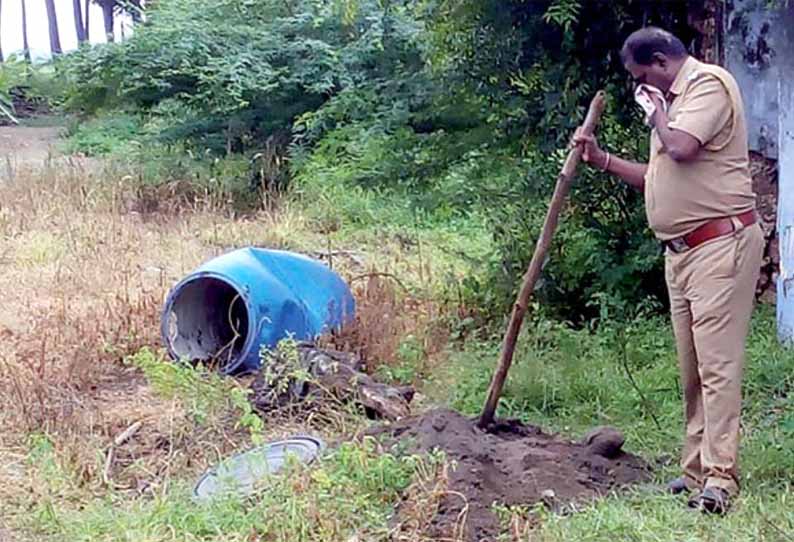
371, 408, 650, 541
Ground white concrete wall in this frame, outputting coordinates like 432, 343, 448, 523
777, 8, 794, 345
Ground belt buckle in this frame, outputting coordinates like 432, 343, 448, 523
668, 237, 690, 254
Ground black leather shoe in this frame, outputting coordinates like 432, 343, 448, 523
688, 486, 730, 515
666, 476, 690, 495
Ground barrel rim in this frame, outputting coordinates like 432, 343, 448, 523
160, 271, 256, 375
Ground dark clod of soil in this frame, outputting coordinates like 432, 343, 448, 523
580, 426, 625, 459
370, 409, 650, 541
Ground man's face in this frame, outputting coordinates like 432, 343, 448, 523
624, 55, 672, 92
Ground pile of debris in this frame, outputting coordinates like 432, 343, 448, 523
249, 342, 414, 421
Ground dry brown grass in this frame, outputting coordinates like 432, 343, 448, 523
0, 153, 449, 468
0, 160, 349, 542
0, 159, 318, 493
391, 457, 469, 542
0, 151, 460, 541
321, 273, 450, 381
1, 160, 198, 433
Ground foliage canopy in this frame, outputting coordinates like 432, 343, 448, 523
56, 0, 700, 321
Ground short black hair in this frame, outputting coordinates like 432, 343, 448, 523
620, 27, 688, 65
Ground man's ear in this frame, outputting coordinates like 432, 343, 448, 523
652, 52, 668, 69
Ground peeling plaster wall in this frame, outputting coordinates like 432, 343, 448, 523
724, 0, 783, 159
711, 0, 793, 312
686, 1, 782, 303
721, 1, 794, 342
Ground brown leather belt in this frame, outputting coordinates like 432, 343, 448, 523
663, 210, 756, 254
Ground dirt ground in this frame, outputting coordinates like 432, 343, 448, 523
1, 123, 652, 541
371, 409, 650, 542
0, 126, 62, 165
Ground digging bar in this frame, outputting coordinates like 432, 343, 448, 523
478, 90, 607, 429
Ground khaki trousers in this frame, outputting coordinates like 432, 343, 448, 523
665, 222, 764, 495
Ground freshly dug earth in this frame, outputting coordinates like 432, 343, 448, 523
371, 408, 650, 541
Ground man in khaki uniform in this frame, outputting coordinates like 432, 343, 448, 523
574, 27, 764, 514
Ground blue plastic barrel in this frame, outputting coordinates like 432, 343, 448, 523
161, 248, 355, 374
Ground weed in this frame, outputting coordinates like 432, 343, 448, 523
322, 273, 451, 384
28, 438, 446, 542
391, 451, 461, 541
63, 113, 143, 156
374, 334, 426, 385
257, 337, 309, 406
492, 502, 539, 542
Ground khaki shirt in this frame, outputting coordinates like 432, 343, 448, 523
644, 56, 756, 241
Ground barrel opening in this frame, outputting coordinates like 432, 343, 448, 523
165, 277, 250, 369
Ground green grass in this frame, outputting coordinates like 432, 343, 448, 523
533, 488, 794, 542
426, 305, 794, 540
15, 348, 443, 542
21, 306, 793, 541
27, 438, 440, 542
11, 117, 794, 540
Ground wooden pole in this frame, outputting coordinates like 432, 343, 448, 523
478, 90, 607, 428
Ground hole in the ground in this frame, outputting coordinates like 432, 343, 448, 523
166, 277, 250, 370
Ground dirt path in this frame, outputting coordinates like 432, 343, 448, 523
0, 126, 63, 166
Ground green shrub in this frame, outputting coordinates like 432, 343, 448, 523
64, 113, 143, 156
53, 0, 707, 320
0, 59, 63, 122
59, 0, 425, 157
126, 348, 263, 439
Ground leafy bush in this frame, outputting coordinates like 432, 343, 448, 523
290, 0, 701, 320
408, 0, 703, 320
60, 0, 425, 156
0, 59, 62, 122
64, 113, 143, 155
0, 61, 24, 123
56, 0, 708, 320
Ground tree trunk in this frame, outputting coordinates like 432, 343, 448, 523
44, 0, 63, 55
73, 0, 86, 43
84, 0, 90, 40
21, 0, 30, 62
102, 2, 115, 42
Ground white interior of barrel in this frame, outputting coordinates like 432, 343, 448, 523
166, 277, 250, 368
